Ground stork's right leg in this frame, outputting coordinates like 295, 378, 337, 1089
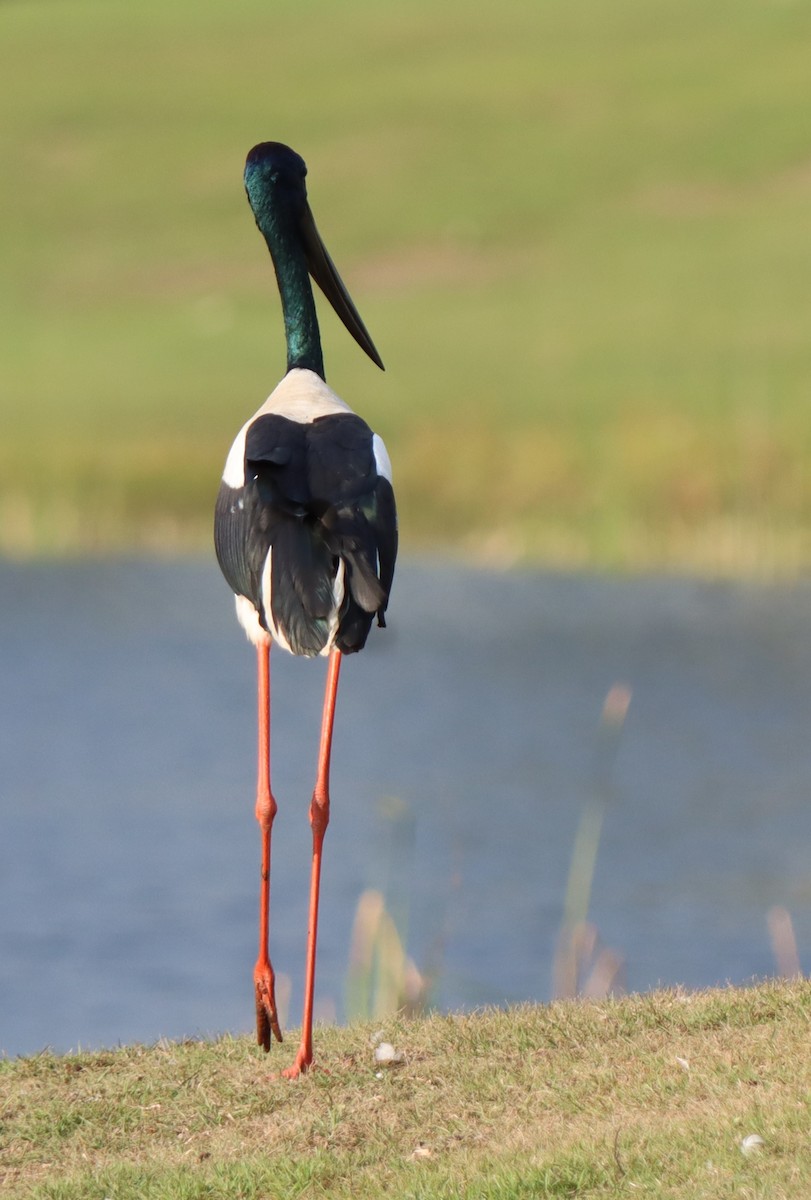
254, 640, 283, 1051
282, 648, 342, 1079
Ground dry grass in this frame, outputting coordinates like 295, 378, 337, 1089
2, 979, 809, 1198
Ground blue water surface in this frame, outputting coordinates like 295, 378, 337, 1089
1, 559, 809, 1056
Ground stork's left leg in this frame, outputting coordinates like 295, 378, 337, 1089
282, 648, 342, 1079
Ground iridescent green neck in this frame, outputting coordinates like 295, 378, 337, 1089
246, 182, 325, 379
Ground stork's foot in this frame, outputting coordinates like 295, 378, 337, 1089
254, 960, 283, 1052
281, 1044, 313, 1080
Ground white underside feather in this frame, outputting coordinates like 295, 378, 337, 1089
234, 552, 346, 657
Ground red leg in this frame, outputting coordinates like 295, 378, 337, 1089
283, 648, 342, 1079
254, 640, 283, 1051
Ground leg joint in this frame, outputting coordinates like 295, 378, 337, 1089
309, 791, 330, 840
255, 789, 278, 831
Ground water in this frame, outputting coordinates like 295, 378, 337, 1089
1, 559, 809, 1057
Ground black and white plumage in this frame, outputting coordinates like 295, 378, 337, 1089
215, 369, 397, 658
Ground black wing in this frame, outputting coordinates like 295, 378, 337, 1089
214, 411, 397, 656
306, 413, 398, 651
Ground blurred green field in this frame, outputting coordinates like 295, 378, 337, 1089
3, 0, 811, 572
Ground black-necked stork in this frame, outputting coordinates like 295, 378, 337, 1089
214, 142, 397, 1078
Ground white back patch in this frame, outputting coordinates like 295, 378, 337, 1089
264, 369, 352, 422
222, 423, 250, 488
373, 433, 393, 482
221, 369, 353, 488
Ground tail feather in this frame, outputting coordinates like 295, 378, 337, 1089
345, 552, 386, 613
322, 503, 385, 613
268, 521, 335, 657
335, 599, 375, 654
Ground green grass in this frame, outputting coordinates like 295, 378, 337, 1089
3, 0, 811, 572
1, 980, 809, 1198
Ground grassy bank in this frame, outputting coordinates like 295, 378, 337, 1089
1, 980, 809, 1198
3, 0, 811, 573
